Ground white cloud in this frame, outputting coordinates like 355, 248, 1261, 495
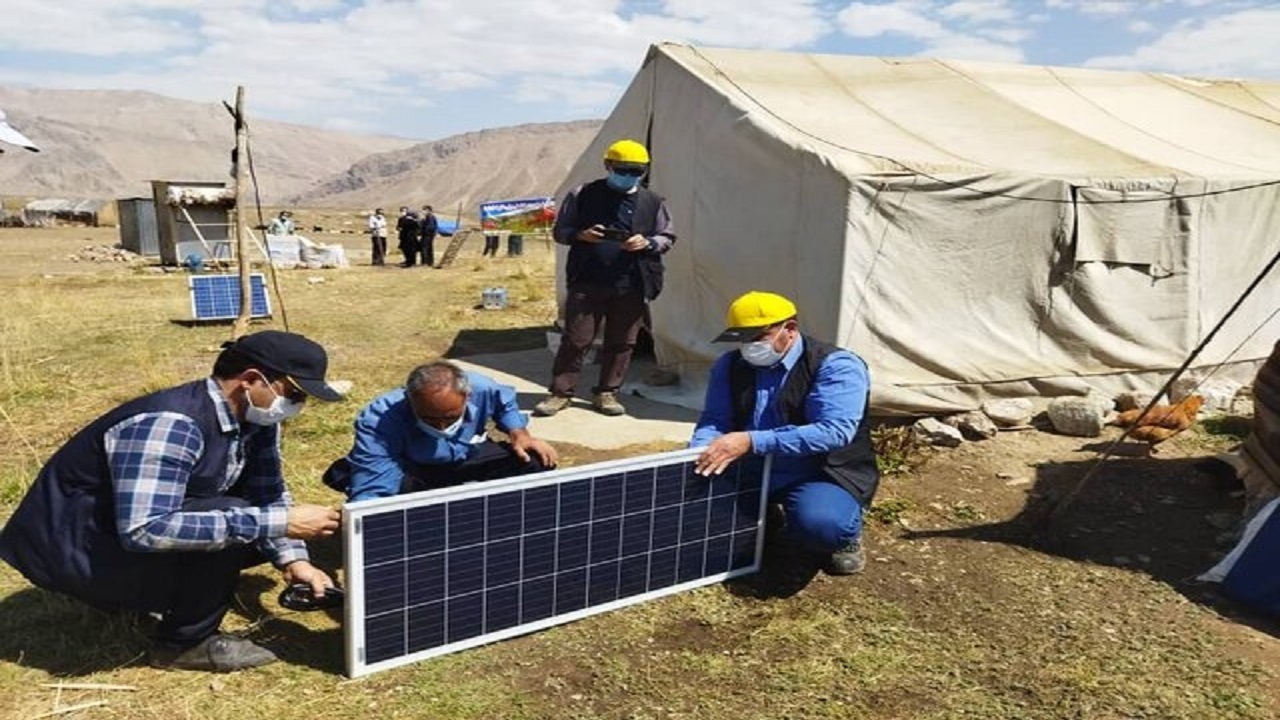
1044, 0, 1141, 15
0, 1, 192, 55
940, 0, 1018, 24
1086, 8, 1280, 79
626, 0, 828, 48
1, 0, 1274, 138
512, 76, 624, 107
836, 1, 1026, 61
838, 2, 947, 39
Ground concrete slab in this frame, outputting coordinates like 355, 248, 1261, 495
451, 349, 698, 449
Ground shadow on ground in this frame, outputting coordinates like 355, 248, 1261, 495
444, 327, 553, 358
905, 451, 1280, 636
0, 572, 344, 676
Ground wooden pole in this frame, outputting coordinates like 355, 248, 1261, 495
231, 86, 252, 339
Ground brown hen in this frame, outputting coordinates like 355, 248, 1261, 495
1111, 394, 1204, 445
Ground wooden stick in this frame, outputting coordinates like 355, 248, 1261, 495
31, 701, 108, 718
231, 85, 252, 340
41, 682, 137, 691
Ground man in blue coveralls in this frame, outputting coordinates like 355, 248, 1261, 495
690, 291, 879, 576
327, 360, 559, 501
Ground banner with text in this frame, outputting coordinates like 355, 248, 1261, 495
479, 197, 556, 233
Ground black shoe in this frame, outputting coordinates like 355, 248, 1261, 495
149, 634, 278, 672
826, 537, 867, 576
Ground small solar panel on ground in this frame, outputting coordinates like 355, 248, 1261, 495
188, 273, 271, 321
343, 447, 769, 678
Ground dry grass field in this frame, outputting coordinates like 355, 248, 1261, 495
1, 224, 1279, 719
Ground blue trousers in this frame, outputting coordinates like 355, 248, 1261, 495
773, 479, 863, 553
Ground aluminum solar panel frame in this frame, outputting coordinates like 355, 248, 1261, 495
188, 273, 271, 321
342, 447, 770, 678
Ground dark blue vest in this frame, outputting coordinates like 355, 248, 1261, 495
564, 179, 666, 300
728, 337, 881, 505
0, 380, 256, 609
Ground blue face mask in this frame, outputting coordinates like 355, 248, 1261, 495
606, 171, 642, 192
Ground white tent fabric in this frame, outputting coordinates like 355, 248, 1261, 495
558, 44, 1280, 415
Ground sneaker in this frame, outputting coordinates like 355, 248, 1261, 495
593, 391, 626, 417
534, 395, 572, 417
149, 633, 278, 672
826, 537, 867, 576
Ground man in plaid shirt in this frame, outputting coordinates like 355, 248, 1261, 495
0, 331, 344, 672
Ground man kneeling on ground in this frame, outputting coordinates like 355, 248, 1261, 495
690, 291, 879, 576
327, 360, 559, 501
0, 331, 344, 672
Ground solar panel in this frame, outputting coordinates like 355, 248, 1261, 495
188, 273, 271, 321
342, 447, 769, 678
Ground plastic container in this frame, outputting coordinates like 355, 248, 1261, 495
482, 287, 508, 310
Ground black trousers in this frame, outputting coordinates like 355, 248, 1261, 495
399, 236, 420, 266
400, 439, 548, 494
323, 440, 547, 496
126, 497, 267, 646
420, 234, 436, 267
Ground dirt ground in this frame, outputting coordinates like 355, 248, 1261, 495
0, 224, 1277, 719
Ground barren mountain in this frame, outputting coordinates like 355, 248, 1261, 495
289, 120, 603, 212
0, 86, 603, 210
0, 86, 416, 203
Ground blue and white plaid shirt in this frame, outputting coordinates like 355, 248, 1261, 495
101, 378, 308, 567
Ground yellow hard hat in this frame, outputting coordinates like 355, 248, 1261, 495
604, 139, 650, 164
713, 291, 797, 342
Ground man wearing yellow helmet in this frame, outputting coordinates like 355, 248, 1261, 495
690, 291, 879, 579
534, 139, 677, 418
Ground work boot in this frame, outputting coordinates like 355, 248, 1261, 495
533, 395, 572, 417
826, 536, 867, 576
593, 391, 626, 417
149, 633, 278, 672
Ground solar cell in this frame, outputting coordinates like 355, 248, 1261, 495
188, 273, 271, 321
342, 447, 768, 677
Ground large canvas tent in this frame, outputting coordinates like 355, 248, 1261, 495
558, 44, 1280, 415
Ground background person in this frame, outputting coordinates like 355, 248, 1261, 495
534, 139, 676, 418
367, 208, 388, 266
0, 331, 345, 672
326, 360, 558, 501
690, 291, 879, 577
267, 210, 295, 235
419, 205, 438, 268
396, 206, 421, 267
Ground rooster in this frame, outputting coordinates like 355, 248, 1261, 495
1111, 394, 1204, 444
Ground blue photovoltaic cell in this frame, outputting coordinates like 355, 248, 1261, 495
348, 451, 768, 673
188, 273, 271, 321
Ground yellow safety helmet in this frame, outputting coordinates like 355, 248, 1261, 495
604, 139, 650, 164
713, 291, 798, 342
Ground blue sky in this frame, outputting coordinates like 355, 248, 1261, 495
1, 0, 1277, 141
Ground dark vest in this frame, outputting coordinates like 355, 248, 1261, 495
728, 336, 880, 505
565, 179, 666, 300
0, 380, 258, 609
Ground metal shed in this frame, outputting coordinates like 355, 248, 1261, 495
116, 197, 159, 257
151, 180, 234, 265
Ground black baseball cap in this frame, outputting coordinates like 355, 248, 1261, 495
222, 330, 343, 402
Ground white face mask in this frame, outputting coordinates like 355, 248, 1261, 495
244, 374, 304, 426
417, 414, 465, 440
741, 338, 786, 367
